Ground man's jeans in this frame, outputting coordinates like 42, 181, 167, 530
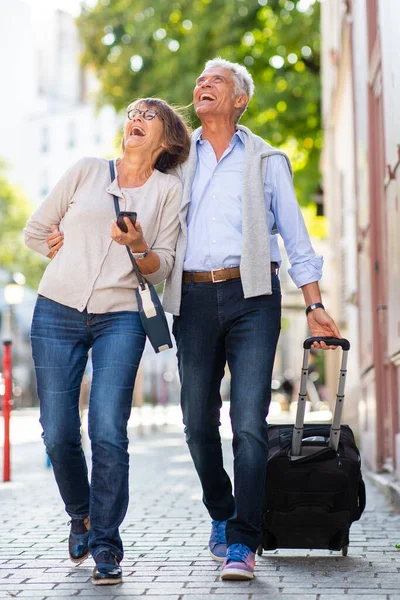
30, 296, 146, 561
173, 276, 281, 553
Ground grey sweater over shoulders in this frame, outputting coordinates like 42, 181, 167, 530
163, 125, 292, 316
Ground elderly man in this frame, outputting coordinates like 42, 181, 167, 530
163, 58, 341, 580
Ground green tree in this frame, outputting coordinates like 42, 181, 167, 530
0, 162, 46, 289
77, 0, 321, 205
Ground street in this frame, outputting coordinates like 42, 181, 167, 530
1, 405, 400, 599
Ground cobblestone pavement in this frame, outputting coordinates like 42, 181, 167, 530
1, 406, 400, 599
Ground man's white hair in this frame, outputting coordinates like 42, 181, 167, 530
204, 57, 255, 111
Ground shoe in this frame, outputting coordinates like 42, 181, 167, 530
209, 519, 227, 562
220, 543, 255, 580
68, 517, 90, 563
92, 551, 122, 585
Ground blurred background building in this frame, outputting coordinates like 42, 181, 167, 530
320, 0, 400, 480
0, 0, 116, 207
0, 0, 117, 407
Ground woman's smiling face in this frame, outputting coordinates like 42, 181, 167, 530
123, 102, 165, 155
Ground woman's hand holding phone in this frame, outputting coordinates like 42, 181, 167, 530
116, 211, 137, 233
111, 214, 148, 253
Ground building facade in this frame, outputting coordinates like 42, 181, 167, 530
0, 0, 117, 207
321, 0, 400, 476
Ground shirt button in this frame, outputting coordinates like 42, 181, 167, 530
212, 240, 216, 244
212, 217, 216, 221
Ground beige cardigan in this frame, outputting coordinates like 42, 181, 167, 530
24, 157, 182, 313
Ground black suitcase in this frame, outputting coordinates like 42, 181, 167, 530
259, 336, 366, 557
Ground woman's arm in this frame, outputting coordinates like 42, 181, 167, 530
24, 158, 87, 257
110, 180, 182, 284
110, 218, 161, 274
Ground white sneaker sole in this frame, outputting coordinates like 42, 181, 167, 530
221, 567, 254, 580
209, 548, 226, 563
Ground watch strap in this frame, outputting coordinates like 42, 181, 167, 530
132, 247, 150, 260
306, 302, 325, 316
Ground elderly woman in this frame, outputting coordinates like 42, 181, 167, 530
24, 98, 190, 585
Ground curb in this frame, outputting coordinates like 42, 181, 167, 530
365, 469, 400, 512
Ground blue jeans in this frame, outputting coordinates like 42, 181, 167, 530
30, 296, 146, 561
172, 276, 281, 552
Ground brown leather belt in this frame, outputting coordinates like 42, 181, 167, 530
182, 263, 279, 284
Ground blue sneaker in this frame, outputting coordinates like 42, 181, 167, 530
221, 543, 255, 580
68, 517, 90, 563
209, 519, 227, 562
92, 551, 122, 585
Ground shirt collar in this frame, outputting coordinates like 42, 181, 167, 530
196, 129, 244, 147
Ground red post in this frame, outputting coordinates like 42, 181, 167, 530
3, 341, 12, 482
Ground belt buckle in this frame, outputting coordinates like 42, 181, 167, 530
211, 268, 227, 283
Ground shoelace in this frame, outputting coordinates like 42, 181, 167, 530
226, 543, 250, 563
211, 520, 227, 544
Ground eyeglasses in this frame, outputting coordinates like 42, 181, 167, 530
127, 107, 160, 121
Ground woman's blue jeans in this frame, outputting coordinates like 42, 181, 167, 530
30, 296, 146, 561
173, 276, 281, 553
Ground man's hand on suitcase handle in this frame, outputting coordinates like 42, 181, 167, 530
304, 337, 350, 350
300, 281, 341, 350
306, 309, 342, 350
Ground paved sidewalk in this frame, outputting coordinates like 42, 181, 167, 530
1, 406, 400, 599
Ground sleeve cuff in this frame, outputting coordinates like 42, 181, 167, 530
142, 254, 171, 286
23, 233, 50, 258
288, 255, 324, 288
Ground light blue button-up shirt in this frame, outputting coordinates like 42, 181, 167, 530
183, 130, 322, 288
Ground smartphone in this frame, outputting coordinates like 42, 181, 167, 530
117, 211, 137, 233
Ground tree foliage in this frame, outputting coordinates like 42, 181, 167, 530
0, 162, 46, 289
77, 0, 321, 205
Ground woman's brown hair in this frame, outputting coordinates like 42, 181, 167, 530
123, 98, 191, 171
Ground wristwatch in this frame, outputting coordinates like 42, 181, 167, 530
305, 302, 325, 316
131, 246, 151, 260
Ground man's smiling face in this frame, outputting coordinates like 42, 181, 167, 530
193, 67, 242, 120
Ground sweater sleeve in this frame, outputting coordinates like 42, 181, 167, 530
143, 180, 182, 286
23, 158, 88, 257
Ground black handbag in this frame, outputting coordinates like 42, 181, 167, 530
109, 160, 173, 353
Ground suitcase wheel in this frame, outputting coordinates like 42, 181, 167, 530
257, 545, 263, 557
342, 545, 348, 557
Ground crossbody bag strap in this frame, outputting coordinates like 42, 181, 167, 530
109, 159, 146, 291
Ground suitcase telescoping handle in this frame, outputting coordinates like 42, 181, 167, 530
291, 337, 350, 457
